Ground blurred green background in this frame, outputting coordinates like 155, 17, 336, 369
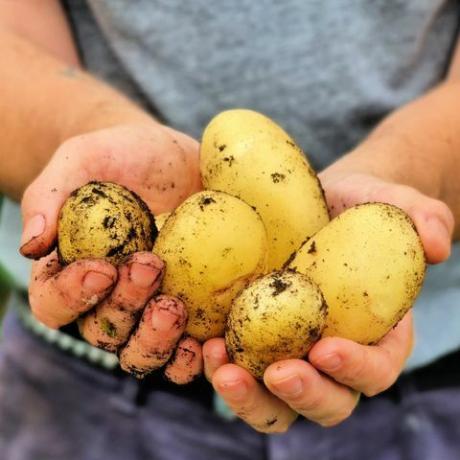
0, 195, 12, 333
0, 263, 10, 327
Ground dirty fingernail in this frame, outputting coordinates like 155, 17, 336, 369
130, 262, 160, 288
83, 271, 114, 292
151, 307, 182, 332
21, 214, 46, 247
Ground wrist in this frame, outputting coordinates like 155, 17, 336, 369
57, 91, 157, 143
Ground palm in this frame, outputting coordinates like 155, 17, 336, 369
64, 124, 201, 215
20, 122, 203, 384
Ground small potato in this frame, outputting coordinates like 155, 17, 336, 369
289, 203, 426, 344
58, 181, 156, 265
153, 191, 268, 341
201, 109, 329, 271
226, 271, 327, 379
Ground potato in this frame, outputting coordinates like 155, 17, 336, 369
226, 271, 327, 379
289, 203, 426, 344
153, 190, 268, 341
200, 109, 329, 271
58, 181, 156, 265
155, 212, 171, 231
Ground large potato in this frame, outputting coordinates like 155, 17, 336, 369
200, 109, 329, 271
226, 271, 327, 379
153, 190, 268, 341
155, 212, 171, 231
289, 203, 426, 344
58, 181, 156, 265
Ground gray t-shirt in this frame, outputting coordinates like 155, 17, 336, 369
1, 0, 459, 369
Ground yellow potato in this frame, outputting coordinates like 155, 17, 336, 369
289, 203, 426, 344
58, 181, 156, 265
155, 212, 171, 231
153, 190, 268, 341
226, 271, 327, 379
200, 109, 329, 271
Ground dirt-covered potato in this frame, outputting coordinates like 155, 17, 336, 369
226, 271, 327, 379
155, 212, 171, 231
58, 181, 156, 265
200, 109, 329, 271
153, 190, 268, 341
289, 203, 426, 344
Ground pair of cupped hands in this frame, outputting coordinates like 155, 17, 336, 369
20, 121, 453, 433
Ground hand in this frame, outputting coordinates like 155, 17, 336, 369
203, 170, 454, 432
21, 121, 203, 383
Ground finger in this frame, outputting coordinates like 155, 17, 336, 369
202, 338, 229, 382
29, 251, 117, 329
79, 252, 164, 351
212, 364, 297, 433
20, 140, 96, 259
406, 198, 454, 264
264, 360, 360, 427
164, 336, 203, 385
371, 185, 453, 264
119, 295, 187, 378
309, 312, 413, 397
319, 174, 454, 264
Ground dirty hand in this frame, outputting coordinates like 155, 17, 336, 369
203, 170, 454, 432
20, 122, 203, 383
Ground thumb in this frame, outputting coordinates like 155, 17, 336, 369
321, 172, 454, 265
20, 140, 93, 259
362, 181, 454, 264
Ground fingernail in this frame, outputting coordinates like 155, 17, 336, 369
129, 262, 160, 288
21, 214, 46, 247
219, 379, 248, 401
314, 353, 342, 372
83, 271, 114, 292
151, 308, 181, 332
271, 374, 303, 397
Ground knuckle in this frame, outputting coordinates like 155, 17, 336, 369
432, 198, 451, 217
340, 348, 368, 387
364, 351, 400, 397
295, 392, 326, 414
363, 376, 393, 397
317, 403, 355, 428
21, 184, 35, 207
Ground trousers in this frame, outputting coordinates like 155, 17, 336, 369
1, 310, 460, 460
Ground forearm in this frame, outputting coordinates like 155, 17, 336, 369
0, 29, 151, 200
327, 81, 460, 237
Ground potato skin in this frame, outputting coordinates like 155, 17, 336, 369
226, 271, 327, 379
58, 181, 156, 265
289, 203, 426, 344
200, 109, 329, 271
155, 212, 171, 231
153, 190, 268, 341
